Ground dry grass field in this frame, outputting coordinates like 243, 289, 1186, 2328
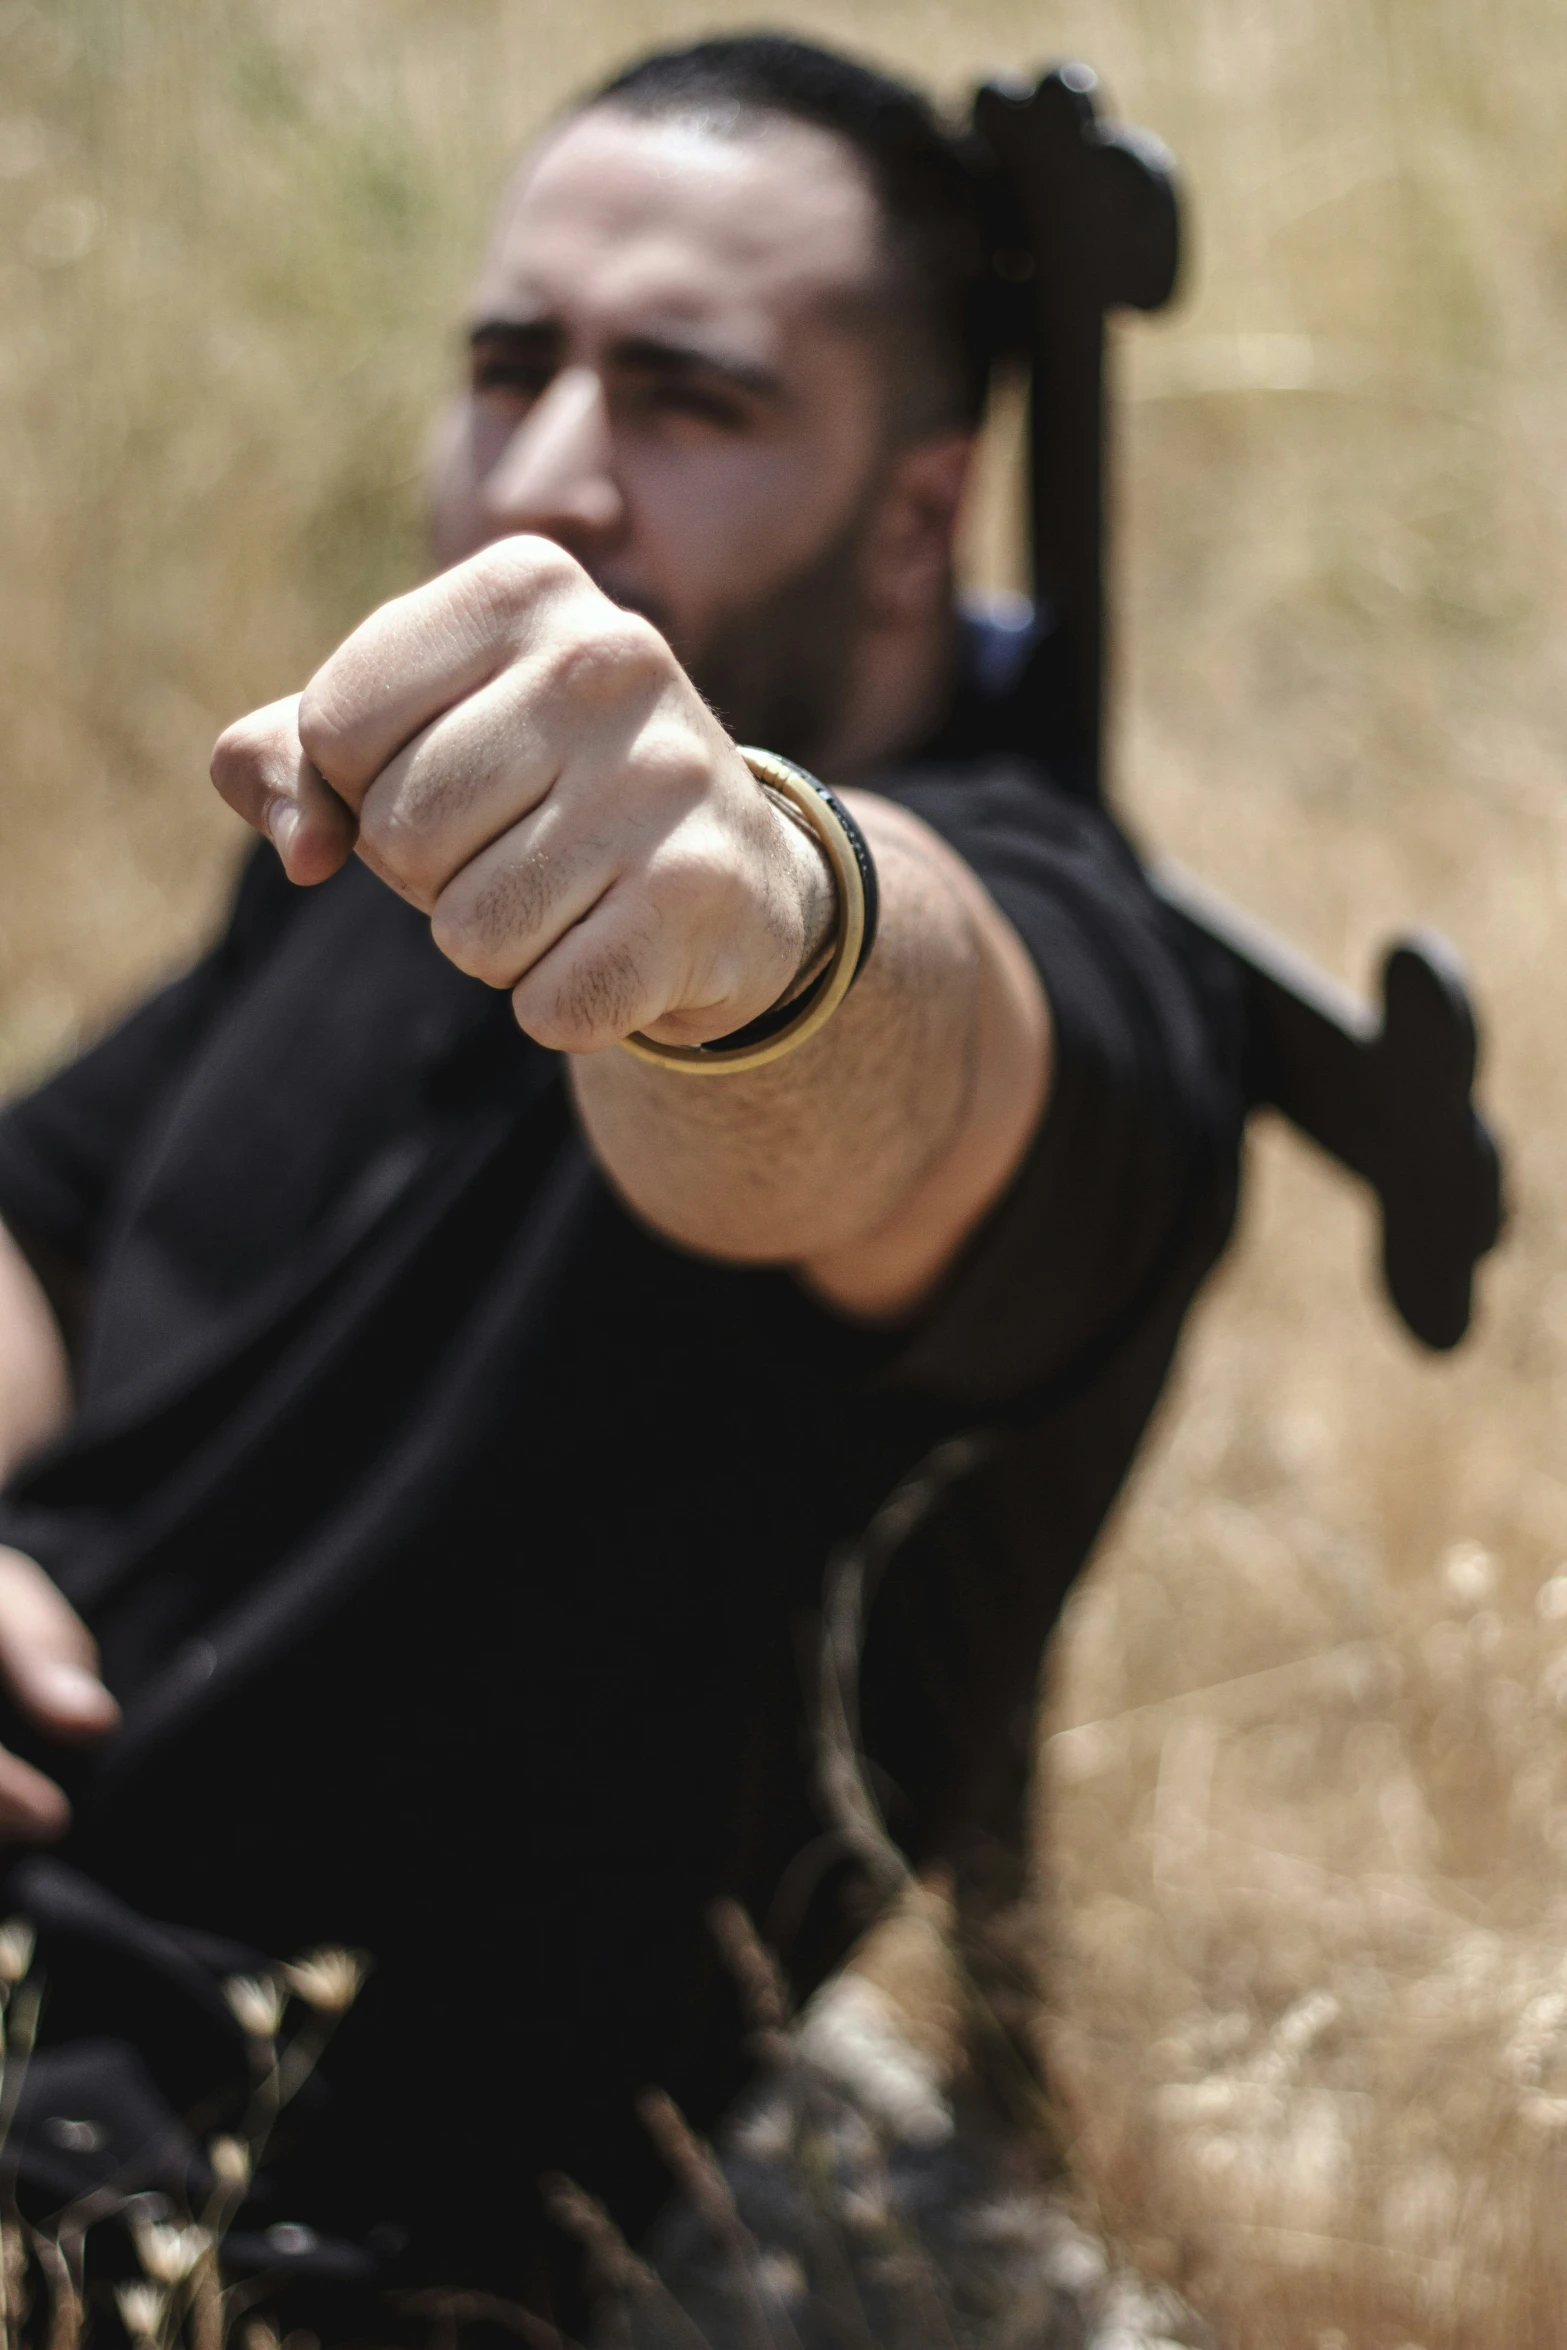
4, 1, 1567, 2343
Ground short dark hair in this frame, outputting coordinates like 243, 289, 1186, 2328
586, 33, 993, 437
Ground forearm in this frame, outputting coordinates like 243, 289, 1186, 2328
0, 1222, 72, 1484
209, 548, 1051, 1318
568, 795, 1051, 1318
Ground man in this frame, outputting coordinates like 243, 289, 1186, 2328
0, 34, 1242, 2315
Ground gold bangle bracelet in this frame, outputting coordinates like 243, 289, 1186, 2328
619, 747, 874, 1076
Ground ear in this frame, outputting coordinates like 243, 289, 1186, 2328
860, 432, 975, 627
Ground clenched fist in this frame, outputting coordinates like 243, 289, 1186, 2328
212, 536, 834, 1054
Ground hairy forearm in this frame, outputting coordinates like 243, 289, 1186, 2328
568, 796, 1051, 1318
0, 1223, 71, 1485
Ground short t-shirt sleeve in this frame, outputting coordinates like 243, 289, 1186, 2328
874, 757, 1247, 1410
0, 845, 300, 1277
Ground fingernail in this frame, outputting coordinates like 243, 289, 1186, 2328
267, 801, 301, 856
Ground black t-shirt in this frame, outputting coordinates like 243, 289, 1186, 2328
0, 620, 1244, 2294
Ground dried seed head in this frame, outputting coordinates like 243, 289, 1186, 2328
133, 2220, 210, 2284
0, 1919, 35, 1986
116, 2281, 169, 2342
281, 1948, 366, 2014
223, 1974, 284, 2040
116, 2280, 170, 2342
207, 2134, 251, 2188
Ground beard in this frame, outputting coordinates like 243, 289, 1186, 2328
680, 505, 873, 768
593, 499, 877, 773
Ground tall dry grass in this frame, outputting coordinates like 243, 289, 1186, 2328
4, 1, 1567, 2342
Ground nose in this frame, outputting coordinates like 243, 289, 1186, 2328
480, 365, 625, 555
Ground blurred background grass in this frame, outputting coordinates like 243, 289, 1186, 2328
4, 1, 1567, 2342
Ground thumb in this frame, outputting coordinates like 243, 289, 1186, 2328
210, 693, 358, 886
0, 1547, 118, 1743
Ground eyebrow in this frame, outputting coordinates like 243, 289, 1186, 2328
468, 317, 787, 403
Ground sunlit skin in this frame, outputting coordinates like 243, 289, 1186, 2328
0, 102, 1051, 1842
433, 112, 885, 669
426, 107, 972, 771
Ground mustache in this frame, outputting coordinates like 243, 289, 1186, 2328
576, 565, 673, 644
538, 511, 873, 764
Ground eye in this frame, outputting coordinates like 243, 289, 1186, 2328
657, 387, 745, 426
630, 381, 749, 433
471, 353, 556, 401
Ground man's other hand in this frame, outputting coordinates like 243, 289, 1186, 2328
0, 1547, 118, 1842
212, 538, 834, 1055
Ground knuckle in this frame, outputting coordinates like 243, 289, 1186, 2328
629, 717, 711, 807
295, 679, 349, 779
464, 533, 581, 621
209, 712, 271, 796
607, 610, 674, 688
549, 613, 669, 714
208, 735, 247, 799
607, 608, 668, 668
432, 858, 547, 987
517, 939, 645, 1052
642, 837, 713, 924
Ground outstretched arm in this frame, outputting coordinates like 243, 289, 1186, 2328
212, 537, 1051, 1318
571, 791, 1048, 1316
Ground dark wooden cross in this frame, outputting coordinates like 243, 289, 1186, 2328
972, 65, 1503, 1351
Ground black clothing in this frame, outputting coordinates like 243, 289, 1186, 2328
0, 615, 1244, 2296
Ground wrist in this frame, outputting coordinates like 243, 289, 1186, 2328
761, 783, 838, 1006
622, 749, 878, 1075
